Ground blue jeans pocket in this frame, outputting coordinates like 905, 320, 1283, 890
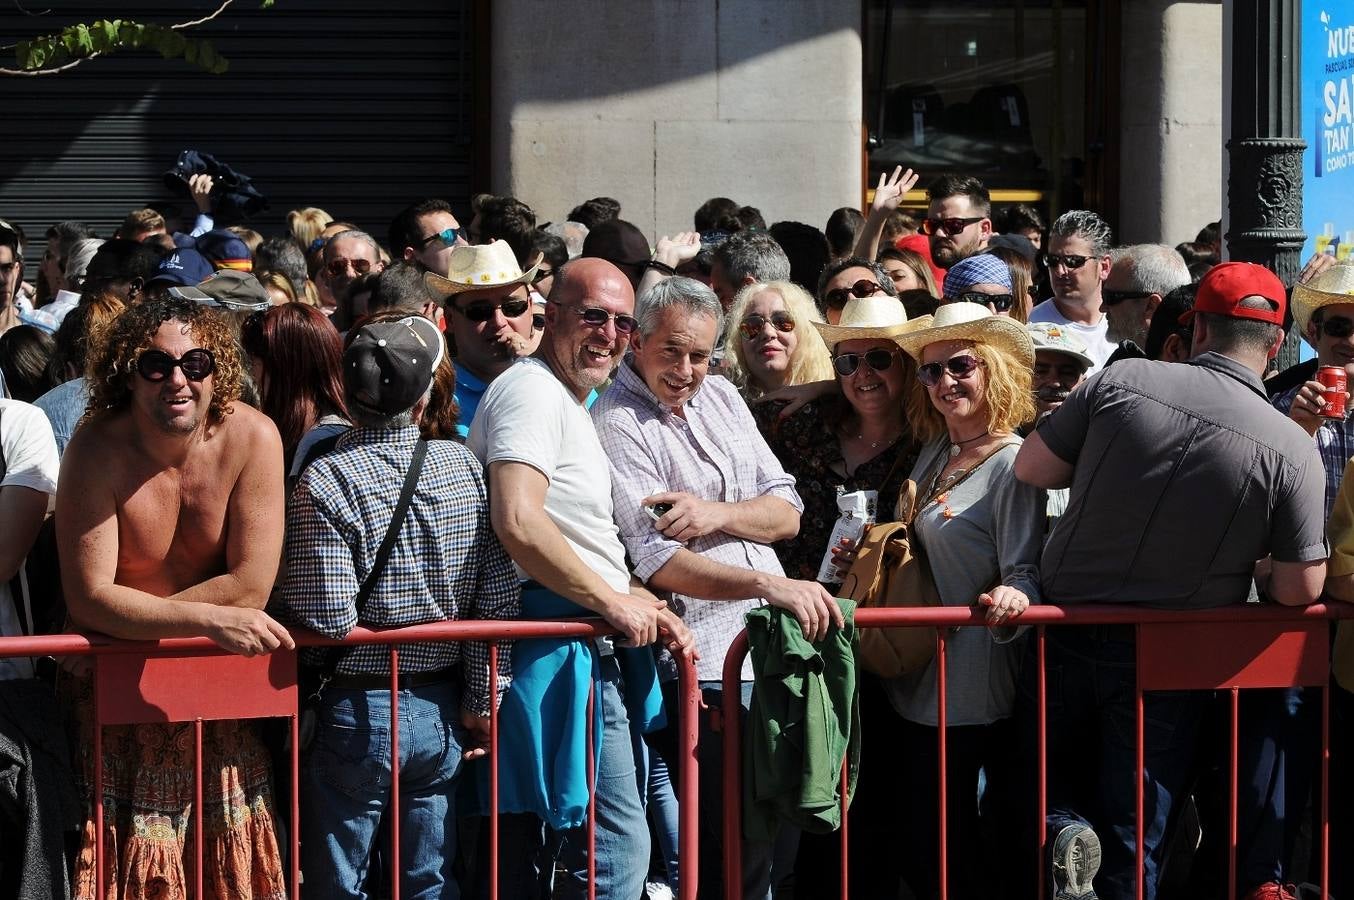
313, 720, 391, 799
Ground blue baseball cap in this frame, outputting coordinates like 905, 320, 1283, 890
148, 248, 214, 287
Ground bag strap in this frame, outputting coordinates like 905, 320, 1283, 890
314, 439, 428, 685
920, 439, 1019, 508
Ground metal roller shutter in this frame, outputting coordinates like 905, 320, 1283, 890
0, 1, 477, 244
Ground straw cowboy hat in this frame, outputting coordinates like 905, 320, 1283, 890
895, 301, 1034, 369
1291, 261, 1354, 335
424, 239, 539, 297
813, 294, 931, 346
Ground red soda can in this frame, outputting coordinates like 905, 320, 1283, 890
1318, 365, 1347, 418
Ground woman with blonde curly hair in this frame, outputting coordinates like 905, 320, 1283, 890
720, 280, 833, 398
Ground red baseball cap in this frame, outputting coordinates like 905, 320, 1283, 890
1180, 262, 1286, 325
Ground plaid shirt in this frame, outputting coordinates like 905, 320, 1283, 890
1273, 384, 1351, 523
591, 360, 803, 680
277, 426, 520, 715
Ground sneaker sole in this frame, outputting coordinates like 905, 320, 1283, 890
1052, 824, 1101, 900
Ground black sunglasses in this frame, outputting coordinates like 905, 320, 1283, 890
916, 353, 983, 387
563, 304, 638, 335
824, 279, 883, 310
955, 291, 1015, 312
416, 226, 469, 249
532, 267, 555, 285
1101, 289, 1153, 307
453, 296, 532, 322
1046, 253, 1094, 271
1316, 315, 1354, 340
739, 312, 796, 340
832, 348, 900, 376
532, 313, 546, 331
921, 216, 985, 236
135, 348, 216, 382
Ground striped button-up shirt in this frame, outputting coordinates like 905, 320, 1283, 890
277, 426, 520, 716
591, 360, 803, 680
1272, 384, 1352, 523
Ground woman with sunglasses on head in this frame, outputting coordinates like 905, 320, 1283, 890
240, 302, 350, 480
862, 302, 1044, 900
816, 255, 900, 325
720, 280, 833, 399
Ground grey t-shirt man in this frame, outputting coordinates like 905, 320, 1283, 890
1036, 352, 1327, 608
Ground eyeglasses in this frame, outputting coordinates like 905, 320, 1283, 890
832, 348, 900, 376
921, 216, 985, 236
1101, 289, 1153, 307
135, 348, 216, 382
326, 257, 375, 278
1046, 253, 1094, 271
532, 313, 546, 330
955, 291, 1015, 312
562, 304, 638, 335
916, 353, 984, 387
452, 296, 532, 322
416, 226, 469, 249
823, 279, 883, 310
739, 312, 796, 340
1316, 315, 1354, 339
532, 267, 555, 285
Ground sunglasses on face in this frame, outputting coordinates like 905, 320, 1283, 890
916, 353, 983, 387
1046, 253, 1094, 271
739, 312, 796, 340
1317, 315, 1354, 340
325, 257, 374, 278
564, 304, 638, 335
135, 348, 216, 382
921, 216, 985, 236
832, 348, 900, 376
955, 291, 1015, 312
823, 279, 883, 310
1101, 288, 1153, 307
532, 267, 555, 285
532, 313, 546, 330
416, 226, 469, 249
453, 296, 531, 322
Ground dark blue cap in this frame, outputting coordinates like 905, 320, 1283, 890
148, 248, 214, 286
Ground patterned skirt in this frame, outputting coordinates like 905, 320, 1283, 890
65, 676, 288, 900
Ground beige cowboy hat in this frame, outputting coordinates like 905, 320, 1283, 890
895, 301, 1034, 369
424, 239, 540, 297
1291, 261, 1354, 335
812, 294, 929, 346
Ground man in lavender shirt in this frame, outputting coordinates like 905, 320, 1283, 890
591, 277, 841, 900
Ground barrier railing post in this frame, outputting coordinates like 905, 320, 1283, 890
1037, 625, 1048, 900
723, 631, 750, 899
488, 641, 500, 900
290, 707, 300, 900
1135, 629, 1146, 900
839, 754, 849, 899
93, 656, 105, 900
937, 627, 949, 900
586, 670, 597, 900
194, 717, 204, 900
1229, 688, 1239, 900
390, 645, 401, 900
1322, 682, 1331, 900
676, 649, 700, 900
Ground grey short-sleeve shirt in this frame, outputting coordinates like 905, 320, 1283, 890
1036, 352, 1328, 608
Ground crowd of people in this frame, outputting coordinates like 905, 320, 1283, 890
0, 165, 1352, 900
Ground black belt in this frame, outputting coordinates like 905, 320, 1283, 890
327, 668, 459, 691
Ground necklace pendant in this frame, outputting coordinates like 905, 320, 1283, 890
949, 444, 961, 458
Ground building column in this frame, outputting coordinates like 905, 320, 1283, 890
1224, 0, 1305, 366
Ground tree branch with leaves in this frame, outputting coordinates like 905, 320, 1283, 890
2, 0, 274, 77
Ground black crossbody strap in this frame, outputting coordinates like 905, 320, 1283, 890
317, 439, 428, 683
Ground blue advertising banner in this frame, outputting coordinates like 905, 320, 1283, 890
1303, 6, 1354, 261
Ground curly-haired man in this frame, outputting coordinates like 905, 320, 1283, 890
57, 295, 292, 898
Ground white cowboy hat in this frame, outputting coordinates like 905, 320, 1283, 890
812, 294, 929, 346
423, 239, 540, 297
895, 301, 1034, 369
1291, 261, 1354, 335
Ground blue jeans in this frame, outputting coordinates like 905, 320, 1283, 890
1017, 628, 1207, 900
301, 680, 468, 900
647, 743, 681, 889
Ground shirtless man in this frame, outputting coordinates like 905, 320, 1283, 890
56, 296, 291, 898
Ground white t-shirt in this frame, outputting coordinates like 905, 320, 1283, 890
468, 358, 632, 593
1028, 298, 1116, 373
0, 399, 59, 681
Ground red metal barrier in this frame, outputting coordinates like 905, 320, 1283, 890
722, 602, 1354, 900
0, 618, 700, 900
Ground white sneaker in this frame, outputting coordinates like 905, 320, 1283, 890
645, 881, 675, 900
